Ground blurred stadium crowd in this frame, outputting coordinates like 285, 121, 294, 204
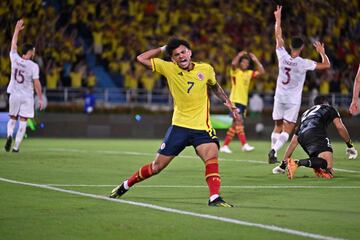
0, 0, 359, 96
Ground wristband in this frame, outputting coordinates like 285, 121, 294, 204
346, 139, 353, 148
160, 45, 167, 52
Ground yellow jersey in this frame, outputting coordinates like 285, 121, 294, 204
229, 68, 256, 105
151, 58, 217, 130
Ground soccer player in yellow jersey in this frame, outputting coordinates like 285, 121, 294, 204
110, 38, 240, 207
220, 51, 265, 153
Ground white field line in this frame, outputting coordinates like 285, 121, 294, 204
45, 148, 265, 164
44, 148, 360, 173
44, 184, 360, 189
0, 177, 346, 240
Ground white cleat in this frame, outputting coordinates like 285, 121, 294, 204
242, 143, 255, 152
272, 166, 286, 174
220, 145, 232, 153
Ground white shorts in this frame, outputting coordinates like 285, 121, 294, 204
272, 100, 300, 123
9, 94, 34, 118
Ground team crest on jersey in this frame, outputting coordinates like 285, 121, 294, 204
197, 73, 204, 80
160, 143, 166, 150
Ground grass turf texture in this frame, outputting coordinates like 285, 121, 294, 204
0, 139, 359, 240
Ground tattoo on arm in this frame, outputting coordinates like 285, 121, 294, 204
210, 82, 229, 103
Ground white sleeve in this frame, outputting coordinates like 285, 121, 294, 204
9, 50, 20, 62
302, 59, 317, 71
275, 47, 288, 60
32, 64, 40, 80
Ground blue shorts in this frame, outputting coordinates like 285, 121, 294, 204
229, 103, 247, 119
158, 125, 220, 156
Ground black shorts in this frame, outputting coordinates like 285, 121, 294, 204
158, 125, 219, 156
298, 131, 333, 157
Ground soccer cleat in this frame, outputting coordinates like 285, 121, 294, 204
12, 148, 19, 153
313, 168, 324, 178
242, 143, 255, 152
272, 165, 286, 174
313, 168, 333, 179
268, 149, 279, 164
208, 196, 233, 207
220, 145, 232, 153
287, 158, 298, 179
109, 183, 128, 198
4, 136, 12, 152
321, 169, 334, 179
321, 172, 333, 179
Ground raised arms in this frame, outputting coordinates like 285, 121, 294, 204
249, 53, 265, 76
11, 19, 24, 52
231, 51, 246, 69
313, 41, 331, 70
136, 46, 166, 69
274, 5, 284, 49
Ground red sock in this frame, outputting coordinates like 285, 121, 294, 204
223, 127, 235, 146
235, 125, 247, 145
205, 158, 221, 197
127, 163, 154, 187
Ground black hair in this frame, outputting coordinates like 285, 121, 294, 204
314, 95, 329, 105
22, 43, 35, 55
239, 55, 254, 70
291, 37, 304, 50
166, 38, 191, 56
239, 55, 251, 63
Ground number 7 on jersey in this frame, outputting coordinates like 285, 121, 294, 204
187, 81, 194, 93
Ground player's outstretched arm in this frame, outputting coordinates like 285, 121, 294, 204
274, 5, 284, 49
11, 19, 25, 52
333, 117, 358, 159
210, 82, 241, 122
136, 45, 166, 69
333, 118, 352, 145
283, 134, 299, 161
313, 41, 331, 70
249, 53, 265, 76
349, 65, 360, 115
231, 51, 247, 69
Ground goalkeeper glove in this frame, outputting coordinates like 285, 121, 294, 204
346, 147, 358, 160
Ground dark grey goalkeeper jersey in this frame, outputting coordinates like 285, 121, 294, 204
296, 104, 340, 136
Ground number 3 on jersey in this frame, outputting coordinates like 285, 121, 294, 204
187, 81, 194, 93
282, 67, 291, 85
14, 68, 25, 83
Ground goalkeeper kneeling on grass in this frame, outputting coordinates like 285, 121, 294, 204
272, 95, 358, 179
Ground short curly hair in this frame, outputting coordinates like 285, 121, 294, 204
166, 38, 191, 56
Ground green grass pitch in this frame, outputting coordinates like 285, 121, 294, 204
0, 138, 359, 240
